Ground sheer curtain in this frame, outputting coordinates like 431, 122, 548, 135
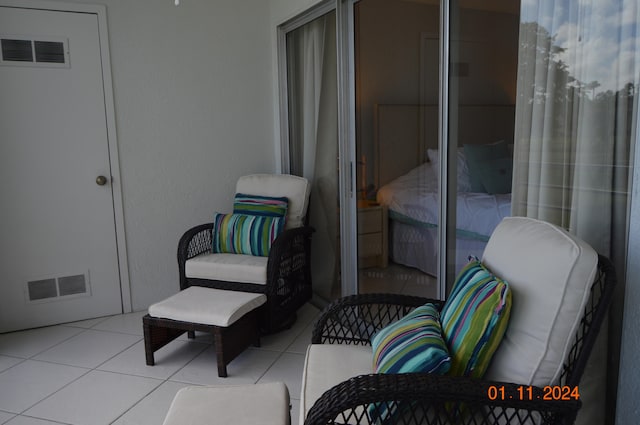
287, 12, 339, 302
512, 0, 639, 423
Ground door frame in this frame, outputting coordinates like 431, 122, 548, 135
0, 0, 131, 313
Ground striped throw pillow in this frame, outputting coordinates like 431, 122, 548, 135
372, 303, 451, 374
233, 193, 288, 218
440, 258, 512, 378
369, 303, 450, 422
212, 212, 285, 257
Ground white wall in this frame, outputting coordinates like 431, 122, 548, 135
42, 0, 276, 310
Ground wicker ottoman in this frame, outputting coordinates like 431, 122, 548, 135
163, 382, 290, 425
143, 286, 266, 377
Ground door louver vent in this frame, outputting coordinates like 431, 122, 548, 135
1, 39, 33, 62
34, 41, 65, 64
28, 279, 57, 301
1, 37, 68, 67
27, 273, 89, 302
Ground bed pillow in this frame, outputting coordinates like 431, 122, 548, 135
212, 212, 285, 257
476, 157, 513, 194
426, 148, 472, 192
440, 258, 511, 378
233, 193, 288, 218
371, 303, 451, 375
463, 141, 511, 193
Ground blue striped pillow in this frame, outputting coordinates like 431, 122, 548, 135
369, 303, 450, 422
233, 193, 288, 218
372, 303, 451, 374
440, 258, 512, 378
212, 212, 285, 257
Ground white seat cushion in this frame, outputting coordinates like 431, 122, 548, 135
148, 286, 266, 327
185, 252, 268, 285
300, 344, 373, 425
163, 382, 290, 425
236, 174, 310, 229
481, 217, 598, 387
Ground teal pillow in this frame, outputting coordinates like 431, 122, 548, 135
371, 303, 451, 375
440, 258, 512, 378
212, 212, 285, 256
463, 141, 511, 193
477, 157, 513, 194
370, 303, 450, 422
233, 193, 288, 218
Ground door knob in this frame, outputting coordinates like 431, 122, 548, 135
96, 175, 108, 186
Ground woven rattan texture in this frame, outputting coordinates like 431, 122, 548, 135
177, 223, 313, 333
305, 256, 616, 425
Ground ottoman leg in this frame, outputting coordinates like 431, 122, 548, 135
213, 329, 228, 378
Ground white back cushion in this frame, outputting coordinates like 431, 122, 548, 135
482, 217, 597, 387
236, 174, 310, 229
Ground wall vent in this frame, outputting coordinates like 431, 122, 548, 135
1, 36, 69, 68
26, 272, 90, 303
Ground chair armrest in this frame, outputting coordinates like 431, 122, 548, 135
312, 293, 443, 345
177, 223, 214, 290
265, 225, 314, 293
305, 373, 580, 425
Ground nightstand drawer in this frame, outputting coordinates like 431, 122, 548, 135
357, 204, 388, 268
358, 208, 382, 234
359, 233, 383, 258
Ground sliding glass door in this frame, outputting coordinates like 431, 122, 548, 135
353, 0, 441, 297
280, 5, 340, 303
508, 1, 638, 422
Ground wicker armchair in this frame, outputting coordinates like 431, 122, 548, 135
301, 218, 616, 425
177, 174, 314, 334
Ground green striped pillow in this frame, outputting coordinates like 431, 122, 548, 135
212, 212, 285, 257
233, 193, 288, 218
440, 258, 512, 378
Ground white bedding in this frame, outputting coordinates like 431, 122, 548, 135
376, 161, 511, 240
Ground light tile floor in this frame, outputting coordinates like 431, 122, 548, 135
0, 303, 321, 425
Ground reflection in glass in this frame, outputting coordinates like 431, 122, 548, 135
354, 0, 440, 297
511, 1, 639, 422
286, 10, 339, 301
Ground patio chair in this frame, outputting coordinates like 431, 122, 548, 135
300, 217, 616, 425
176, 173, 314, 333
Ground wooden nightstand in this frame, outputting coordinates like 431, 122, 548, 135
357, 200, 388, 268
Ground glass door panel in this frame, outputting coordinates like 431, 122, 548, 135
446, 1, 520, 291
354, 0, 440, 297
285, 9, 340, 302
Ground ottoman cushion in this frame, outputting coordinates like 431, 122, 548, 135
148, 286, 266, 327
163, 382, 290, 425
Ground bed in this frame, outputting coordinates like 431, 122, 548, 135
373, 104, 515, 276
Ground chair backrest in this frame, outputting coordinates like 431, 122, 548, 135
481, 217, 599, 388
236, 174, 311, 230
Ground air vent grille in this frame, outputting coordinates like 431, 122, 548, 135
34, 40, 65, 64
1, 36, 69, 67
27, 272, 90, 303
1, 39, 33, 61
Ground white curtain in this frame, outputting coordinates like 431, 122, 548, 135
512, 0, 639, 423
287, 12, 339, 302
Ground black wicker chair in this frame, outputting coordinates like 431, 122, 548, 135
303, 222, 616, 424
177, 174, 314, 334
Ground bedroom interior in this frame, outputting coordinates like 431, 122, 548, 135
354, 0, 519, 296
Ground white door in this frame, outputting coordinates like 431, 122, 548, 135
0, 6, 123, 332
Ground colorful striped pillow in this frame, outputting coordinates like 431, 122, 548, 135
372, 303, 451, 374
369, 303, 450, 422
212, 212, 285, 257
440, 258, 512, 378
233, 193, 288, 218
